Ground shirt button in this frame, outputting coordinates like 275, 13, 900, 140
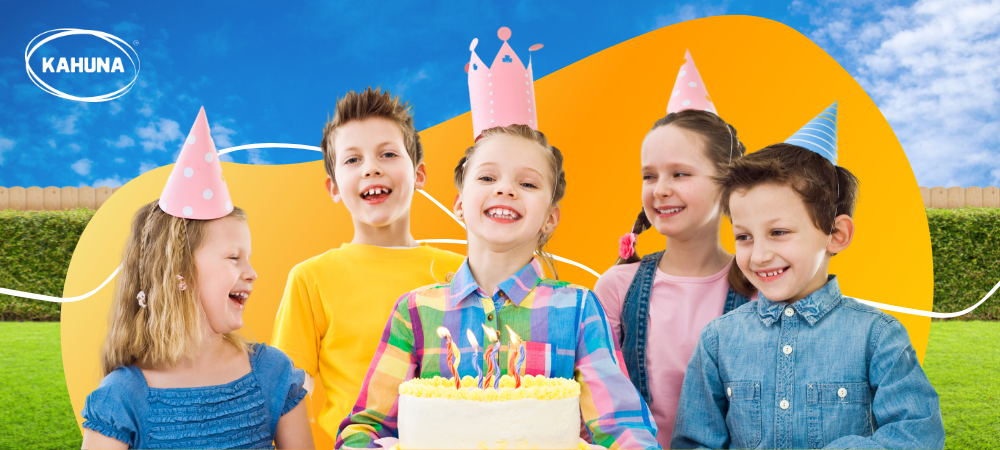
784, 307, 795, 317
782, 345, 793, 355
780, 399, 790, 410
727, 387, 732, 397
487, 313, 494, 321
838, 388, 848, 398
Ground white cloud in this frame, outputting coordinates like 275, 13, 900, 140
71, 158, 92, 176
46, 139, 56, 149
651, 1, 729, 29
797, 0, 1000, 187
50, 114, 79, 135
105, 135, 136, 148
68, 143, 82, 152
93, 175, 125, 188
138, 103, 154, 117
393, 67, 431, 97
136, 118, 182, 151
138, 161, 158, 175
109, 102, 123, 115
0, 134, 15, 165
247, 148, 271, 165
114, 157, 125, 163
211, 123, 237, 149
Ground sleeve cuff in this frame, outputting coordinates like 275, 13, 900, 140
82, 419, 133, 445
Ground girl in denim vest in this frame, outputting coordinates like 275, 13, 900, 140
594, 103, 752, 448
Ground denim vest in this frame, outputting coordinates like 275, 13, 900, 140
620, 250, 750, 404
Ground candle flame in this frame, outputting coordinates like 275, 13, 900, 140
466, 328, 479, 348
504, 325, 521, 347
482, 324, 498, 342
436, 326, 452, 339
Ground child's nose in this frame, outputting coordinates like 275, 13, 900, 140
653, 178, 674, 197
362, 160, 383, 178
493, 182, 517, 198
244, 262, 258, 283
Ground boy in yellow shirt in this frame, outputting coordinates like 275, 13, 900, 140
271, 87, 465, 441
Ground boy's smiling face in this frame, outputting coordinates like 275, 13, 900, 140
730, 183, 853, 303
328, 117, 425, 230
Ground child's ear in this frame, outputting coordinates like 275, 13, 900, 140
828, 214, 854, 255
325, 177, 342, 203
542, 204, 561, 233
453, 193, 464, 220
414, 162, 427, 190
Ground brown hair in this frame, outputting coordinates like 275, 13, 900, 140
320, 87, 423, 183
616, 109, 747, 265
714, 143, 860, 296
100, 201, 253, 376
453, 125, 567, 278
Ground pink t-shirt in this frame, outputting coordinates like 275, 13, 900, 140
594, 259, 736, 449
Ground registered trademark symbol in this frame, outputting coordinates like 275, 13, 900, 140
133, 40, 139, 46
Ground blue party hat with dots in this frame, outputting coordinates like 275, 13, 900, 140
784, 102, 838, 164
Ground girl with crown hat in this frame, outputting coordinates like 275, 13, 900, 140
592, 50, 753, 448
80, 108, 314, 450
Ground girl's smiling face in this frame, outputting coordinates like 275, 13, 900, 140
455, 134, 560, 253
194, 216, 257, 336
730, 183, 841, 303
640, 124, 723, 240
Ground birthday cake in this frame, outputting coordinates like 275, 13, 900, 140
397, 375, 581, 449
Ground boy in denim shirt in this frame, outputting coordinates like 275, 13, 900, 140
671, 105, 944, 449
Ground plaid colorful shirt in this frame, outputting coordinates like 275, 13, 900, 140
336, 259, 659, 449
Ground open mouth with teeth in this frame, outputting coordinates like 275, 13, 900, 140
229, 291, 250, 309
655, 206, 685, 216
754, 267, 789, 282
484, 206, 522, 223
360, 186, 392, 204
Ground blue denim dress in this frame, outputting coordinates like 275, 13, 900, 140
82, 344, 307, 449
671, 276, 945, 449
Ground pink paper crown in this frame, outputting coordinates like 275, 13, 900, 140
158, 107, 233, 220
466, 27, 543, 139
667, 49, 717, 115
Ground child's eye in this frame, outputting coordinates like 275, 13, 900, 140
478, 175, 495, 182
674, 172, 690, 178
344, 156, 360, 164
382, 151, 398, 158
520, 182, 537, 189
735, 234, 751, 242
642, 174, 655, 180
771, 230, 789, 237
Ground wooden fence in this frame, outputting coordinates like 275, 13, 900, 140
0, 186, 121, 211
0, 185, 992, 211
920, 186, 1000, 209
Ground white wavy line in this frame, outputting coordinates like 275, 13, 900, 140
3, 142, 991, 318
0, 264, 121, 303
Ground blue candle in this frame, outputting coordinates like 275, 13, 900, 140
466, 328, 484, 389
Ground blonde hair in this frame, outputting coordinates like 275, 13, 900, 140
100, 200, 253, 376
320, 87, 423, 184
453, 125, 567, 278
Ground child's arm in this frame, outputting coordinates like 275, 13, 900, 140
275, 400, 315, 449
575, 290, 660, 450
336, 293, 418, 449
81, 429, 129, 449
670, 325, 730, 449
822, 318, 945, 449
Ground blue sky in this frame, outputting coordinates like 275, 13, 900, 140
1, 0, 998, 188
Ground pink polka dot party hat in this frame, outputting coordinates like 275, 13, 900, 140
667, 49, 717, 115
158, 107, 233, 219
466, 26, 543, 140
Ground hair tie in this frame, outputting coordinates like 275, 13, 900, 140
618, 233, 638, 260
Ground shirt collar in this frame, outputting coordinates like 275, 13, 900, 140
756, 275, 843, 326
449, 258, 544, 308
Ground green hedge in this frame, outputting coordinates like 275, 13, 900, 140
0, 209, 94, 321
928, 208, 1000, 320
1, 208, 998, 320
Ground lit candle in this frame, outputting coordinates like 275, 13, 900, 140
482, 324, 500, 389
436, 326, 462, 389
466, 329, 484, 389
505, 325, 523, 388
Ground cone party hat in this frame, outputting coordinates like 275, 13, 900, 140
158, 107, 233, 219
784, 102, 839, 164
667, 49, 717, 114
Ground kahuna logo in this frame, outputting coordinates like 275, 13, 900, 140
24, 28, 140, 102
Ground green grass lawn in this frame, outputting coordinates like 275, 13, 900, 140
0, 321, 996, 449
922, 320, 1000, 449
0, 322, 83, 449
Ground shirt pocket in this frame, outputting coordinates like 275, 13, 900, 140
807, 382, 874, 449
522, 341, 553, 378
724, 380, 762, 449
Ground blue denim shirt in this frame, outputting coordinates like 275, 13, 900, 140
619, 251, 751, 404
671, 276, 944, 449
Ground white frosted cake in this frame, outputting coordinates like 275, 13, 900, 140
397, 374, 581, 449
